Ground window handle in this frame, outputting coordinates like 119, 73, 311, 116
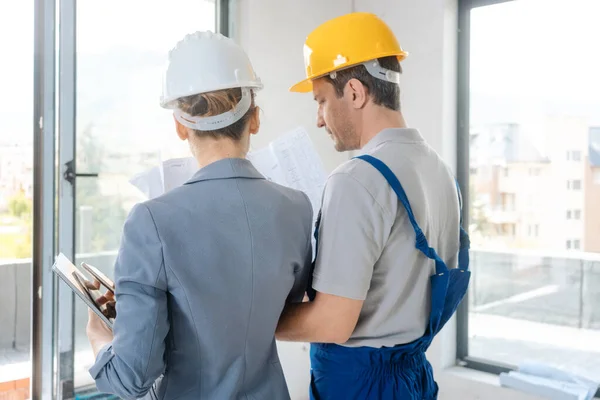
63, 160, 99, 185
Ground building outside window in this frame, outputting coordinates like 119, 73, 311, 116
460, 0, 600, 385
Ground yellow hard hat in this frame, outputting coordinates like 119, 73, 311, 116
290, 12, 408, 93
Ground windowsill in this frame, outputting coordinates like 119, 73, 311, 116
440, 365, 600, 399
438, 366, 548, 400
443, 365, 503, 386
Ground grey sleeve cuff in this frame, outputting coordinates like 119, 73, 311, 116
312, 273, 369, 301
88, 343, 114, 379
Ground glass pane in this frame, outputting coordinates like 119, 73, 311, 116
0, 1, 33, 398
74, 0, 216, 390
468, 0, 600, 380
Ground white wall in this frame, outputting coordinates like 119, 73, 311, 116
232, 1, 541, 399
231, 0, 351, 173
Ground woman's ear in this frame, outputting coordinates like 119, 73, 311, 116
248, 107, 261, 136
174, 114, 189, 141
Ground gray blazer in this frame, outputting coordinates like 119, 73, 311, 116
89, 158, 313, 400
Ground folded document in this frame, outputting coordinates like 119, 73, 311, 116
500, 362, 599, 400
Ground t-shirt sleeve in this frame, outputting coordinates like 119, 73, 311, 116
312, 172, 393, 300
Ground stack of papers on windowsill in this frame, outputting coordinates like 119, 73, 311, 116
499, 362, 599, 400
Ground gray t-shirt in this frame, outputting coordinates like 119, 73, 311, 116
312, 128, 461, 348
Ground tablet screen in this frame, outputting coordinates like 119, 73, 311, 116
52, 253, 114, 329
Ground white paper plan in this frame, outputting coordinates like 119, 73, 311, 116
129, 127, 328, 224
247, 127, 328, 219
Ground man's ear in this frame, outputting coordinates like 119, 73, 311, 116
248, 107, 261, 136
173, 114, 189, 141
346, 78, 368, 109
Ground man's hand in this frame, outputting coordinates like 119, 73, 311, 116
276, 292, 363, 344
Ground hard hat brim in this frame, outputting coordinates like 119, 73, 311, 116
289, 78, 313, 93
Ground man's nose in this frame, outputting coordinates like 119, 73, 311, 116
317, 113, 325, 129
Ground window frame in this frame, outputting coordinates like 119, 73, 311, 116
456, 0, 524, 376
32, 0, 58, 397
45, 1, 227, 396
215, 0, 230, 37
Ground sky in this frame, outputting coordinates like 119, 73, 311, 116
469, 0, 600, 125
0, 0, 215, 147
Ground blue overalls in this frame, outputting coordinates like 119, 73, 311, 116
307, 155, 471, 400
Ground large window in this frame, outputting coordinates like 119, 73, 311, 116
458, 0, 600, 382
0, 2, 34, 398
73, 0, 217, 389
1, 1, 220, 397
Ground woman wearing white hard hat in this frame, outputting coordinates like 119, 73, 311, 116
84, 31, 313, 400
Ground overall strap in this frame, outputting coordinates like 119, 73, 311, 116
356, 155, 462, 275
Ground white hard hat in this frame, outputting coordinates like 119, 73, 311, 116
160, 31, 263, 110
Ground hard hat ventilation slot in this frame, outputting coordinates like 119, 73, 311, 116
173, 88, 253, 131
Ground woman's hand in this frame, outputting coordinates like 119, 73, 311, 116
96, 290, 117, 319
86, 280, 115, 357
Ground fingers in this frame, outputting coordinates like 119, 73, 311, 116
103, 301, 117, 319
96, 296, 109, 306
84, 278, 101, 290
95, 291, 114, 306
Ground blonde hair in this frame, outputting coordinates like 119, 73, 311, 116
176, 88, 257, 140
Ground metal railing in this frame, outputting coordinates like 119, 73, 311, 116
0, 251, 118, 352
0, 247, 598, 358
468, 247, 600, 331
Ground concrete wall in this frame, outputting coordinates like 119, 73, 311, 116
0, 258, 30, 351
0, 260, 17, 348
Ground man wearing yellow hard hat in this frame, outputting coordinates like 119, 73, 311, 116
277, 12, 471, 399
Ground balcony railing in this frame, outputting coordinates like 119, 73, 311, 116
0, 251, 118, 360
468, 247, 600, 331
1, 248, 599, 380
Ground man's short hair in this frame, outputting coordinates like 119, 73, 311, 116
324, 56, 402, 111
